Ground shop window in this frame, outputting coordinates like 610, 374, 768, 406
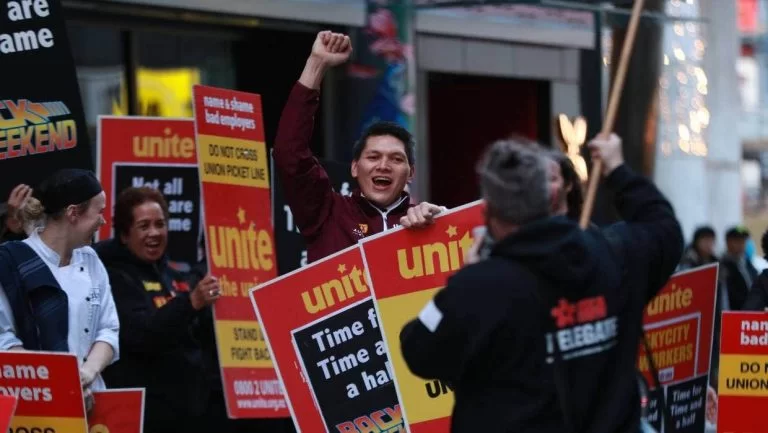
66, 22, 125, 156
135, 30, 237, 118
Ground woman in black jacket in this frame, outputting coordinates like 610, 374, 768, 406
95, 187, 221, 433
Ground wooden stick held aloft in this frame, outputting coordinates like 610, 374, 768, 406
579, 0, 646, 229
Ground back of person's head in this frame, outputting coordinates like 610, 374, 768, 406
353, 121, 415, 165
693, 226, 715, 241
761, 228, 768, 260
476, 139, 550, 226
692, 226, 715, 245
725, 226, 749, 243
725, 225, 750, 255
20, 169, 103, 232
19, 197, 46, 234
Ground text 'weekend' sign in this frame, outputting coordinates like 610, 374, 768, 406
1, 0, 93, 201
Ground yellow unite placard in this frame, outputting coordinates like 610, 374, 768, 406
378, 287, 455, 424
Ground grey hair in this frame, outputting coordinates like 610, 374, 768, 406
476, 139, 550, 225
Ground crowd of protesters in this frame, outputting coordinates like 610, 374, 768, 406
0, 29, 763, 433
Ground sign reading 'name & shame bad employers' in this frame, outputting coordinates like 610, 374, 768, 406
717, 311, 768, 433
194, 85, 287, 418
0, 0, 93, 201
0, 351, 87, 432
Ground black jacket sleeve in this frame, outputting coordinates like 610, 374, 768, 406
743, 270, 768, 311
108, 268, 198, 353
605, 164, 684, 301
400, 284, 470, 383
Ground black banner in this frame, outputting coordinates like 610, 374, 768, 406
271, 154, 356, 275
646, 374, 709, 433
0, 0, 92, 202
113, 164, 201, 266
292, 299, 401, 432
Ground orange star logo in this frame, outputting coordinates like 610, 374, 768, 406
446, 225, 458, 238
237, 207, 246, 225
337, 264, 347, 274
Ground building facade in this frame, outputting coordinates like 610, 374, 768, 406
63, 0, 593, 208
64, 0, 742, 246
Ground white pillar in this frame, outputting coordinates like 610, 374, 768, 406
653, 0, 741, 249
702, 0, 742, 249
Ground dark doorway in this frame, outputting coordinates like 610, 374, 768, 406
234, 27, 328, 158
427, 72, 550, 208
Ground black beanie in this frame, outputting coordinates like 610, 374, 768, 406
34, 169, 103, 214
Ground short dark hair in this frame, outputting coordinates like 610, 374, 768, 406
692, 226, 716, 244
762, 229, 768, 259
547, 151, 584, 221
352, 121, 415, 165
114, 187, 169, 237
725, 225, 749, 241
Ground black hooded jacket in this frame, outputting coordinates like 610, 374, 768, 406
400, 164, 683, 433
94, 238, 211, 422
744, 269, 768, 311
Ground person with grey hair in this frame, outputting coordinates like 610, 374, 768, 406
399, 134, 683, 433
476, 139, 551, 227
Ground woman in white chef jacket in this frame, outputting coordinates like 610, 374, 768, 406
0, 169, 119, 399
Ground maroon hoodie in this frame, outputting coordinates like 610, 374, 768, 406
273, 82, 412, 263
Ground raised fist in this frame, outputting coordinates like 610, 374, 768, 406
311, 31, 352, 67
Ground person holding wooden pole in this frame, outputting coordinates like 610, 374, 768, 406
400, 132, 684, 433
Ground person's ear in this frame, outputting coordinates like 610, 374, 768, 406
65, 204, 79, 224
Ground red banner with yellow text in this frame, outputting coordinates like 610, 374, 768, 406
0, 395, 17, 433
194, 84, 287, 418
636, 264, 718, 432
717, 311, 768, 433
251, 245, 403, 433
87, 388, 145, 433
97, 116, 201, 266
359, 201, 484, 433
0, 351, 87, 433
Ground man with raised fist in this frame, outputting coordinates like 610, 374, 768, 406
273, 31, 444, 263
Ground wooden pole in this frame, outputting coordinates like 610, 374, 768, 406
579, 0, 646, 229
